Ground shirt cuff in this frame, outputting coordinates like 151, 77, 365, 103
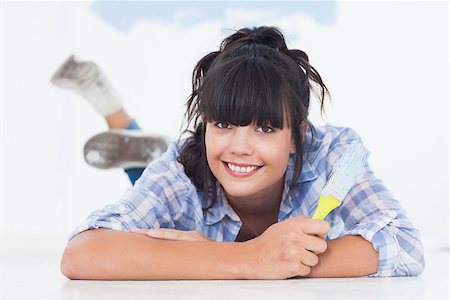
67, 204, 130, 241
346, 210, 400, 277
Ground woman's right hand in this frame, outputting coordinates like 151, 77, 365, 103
241, 215, 329, 279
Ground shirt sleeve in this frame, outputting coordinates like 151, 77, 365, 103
329, 128, 425, 277
68, 179, 176, 241
68, 142, 198, 241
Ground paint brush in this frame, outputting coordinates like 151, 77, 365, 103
312, 140, 370, 220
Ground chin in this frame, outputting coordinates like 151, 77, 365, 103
222, 184, 256, 198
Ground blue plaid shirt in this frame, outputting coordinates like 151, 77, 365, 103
69, 124, 425, 277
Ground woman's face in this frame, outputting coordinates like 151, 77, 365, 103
205, 119, 296, 202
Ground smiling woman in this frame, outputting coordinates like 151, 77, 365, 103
205, 119, 299, 242
61, 26, 424, 280
205, 120, 296, 211
180, 30, 328, 209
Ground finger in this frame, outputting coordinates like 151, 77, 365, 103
129, 228, 209, 242
146, 228, 182, 240
295, 263, 312, 277
128, 228, 150, 235
129, 228, 179, 239
298, 248, 320, 267
301, 233, 328, 254
288, 214, 308, 221
146, 229, 205, 242
316, 231, 328, 240
296, 219, 330, 237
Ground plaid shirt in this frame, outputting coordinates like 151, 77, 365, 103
69, 124, 425, 277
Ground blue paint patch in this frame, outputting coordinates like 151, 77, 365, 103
91, 1, 336, 32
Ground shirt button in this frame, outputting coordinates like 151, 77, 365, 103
118, 205, 126, 212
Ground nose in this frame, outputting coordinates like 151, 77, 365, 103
229, 127, 254, 156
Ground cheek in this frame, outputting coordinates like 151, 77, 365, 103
260, 139, 292, 167
205, 128, 224, 167
204, 133, 214, 167
254, 145, 286, 170
205, 129, 217, 156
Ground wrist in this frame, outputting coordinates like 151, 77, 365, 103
219, 241, 255, 279
232, 240, 258, 279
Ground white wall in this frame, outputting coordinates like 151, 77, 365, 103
0, 1, 448, 255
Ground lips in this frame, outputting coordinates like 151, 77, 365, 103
222, 161, 263, 177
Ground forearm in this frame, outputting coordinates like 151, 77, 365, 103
61, 228, 248, 280
307, 235, 379, 277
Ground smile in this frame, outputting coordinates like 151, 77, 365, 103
222, 161, 262, 177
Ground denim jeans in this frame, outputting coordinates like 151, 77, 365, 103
123, 119, 146, 185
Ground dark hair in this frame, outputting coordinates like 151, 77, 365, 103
177, 26, 329, 206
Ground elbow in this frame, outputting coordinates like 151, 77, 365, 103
60, 245, 80, 279
61, 257, 77, 279
60, 231, 98, 279
387, 226, 425, 277
371, 230, 425, 277
392, 248, 426, 277
408, 253, 425, 276
402, 239, 426, 277
393, 258, 425, 277
60, 228, 122, 279
414, 263, 425, 277
61, 240, 92, 279
375, 257, 425, 277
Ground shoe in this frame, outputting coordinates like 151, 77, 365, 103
51, 55, 99, 88
51, 55, 123, 116
84, 130, 169, 169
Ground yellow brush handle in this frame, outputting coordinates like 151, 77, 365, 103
311, 194, 342, 220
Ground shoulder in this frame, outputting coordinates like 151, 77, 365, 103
314, 124, 363, 145
134, 138, 196, 200
309, 123, 364, 156
304, 123, 367, 175
119, 139, 204, 230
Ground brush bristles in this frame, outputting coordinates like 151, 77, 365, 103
321, 141, 370, 201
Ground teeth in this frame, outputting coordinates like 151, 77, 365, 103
227, 163, 258, 173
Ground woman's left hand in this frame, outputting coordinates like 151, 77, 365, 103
129, 228, 213, 242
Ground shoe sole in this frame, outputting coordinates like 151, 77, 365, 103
84, 131, 169, 169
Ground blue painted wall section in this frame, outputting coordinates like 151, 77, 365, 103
91, 1, 336, 32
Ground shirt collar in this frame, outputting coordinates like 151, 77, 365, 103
203, 183, 241, 225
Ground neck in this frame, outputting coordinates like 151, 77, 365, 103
225, 176, 285, 220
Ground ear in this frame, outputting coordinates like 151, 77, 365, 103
290, 144, 296, 154
301, 121, 308, 143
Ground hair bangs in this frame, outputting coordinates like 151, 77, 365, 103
201, 55, 291, 129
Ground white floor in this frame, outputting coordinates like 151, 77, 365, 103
0, 249, 448, 300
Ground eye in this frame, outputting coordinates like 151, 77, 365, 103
256, 126, 274, 133
215, 122, 231, 129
